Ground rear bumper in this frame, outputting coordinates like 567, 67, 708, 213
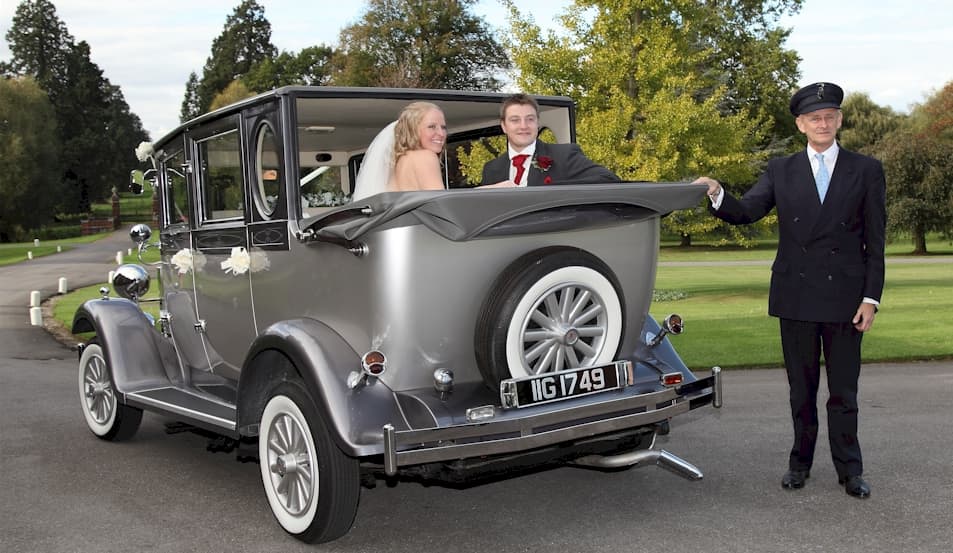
383, 368, 721, 475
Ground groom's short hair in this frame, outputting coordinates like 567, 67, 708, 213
500, 93, 539, 120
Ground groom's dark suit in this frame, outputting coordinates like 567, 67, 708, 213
713, 146, 886, 480
480, 140, 619, 186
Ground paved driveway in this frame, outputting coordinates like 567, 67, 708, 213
1, 232, 950, 552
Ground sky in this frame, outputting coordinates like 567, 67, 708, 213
1, 0, 951, 140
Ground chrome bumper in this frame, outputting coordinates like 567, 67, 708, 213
382, 368, 721, 475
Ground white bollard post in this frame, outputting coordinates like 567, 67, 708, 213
34, 238, 40, 247
56, 245, 62, 253
30, 290, 41, 307
116, 251, 123, 265
30, 307, 42, 326
27, 251, 33, 260
108, 270, 115, 284
58, 277, 68, 294
127, 248, 133, 256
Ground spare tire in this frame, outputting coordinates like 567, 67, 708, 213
475, 246, 625, 390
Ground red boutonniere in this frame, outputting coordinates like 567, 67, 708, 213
533, 155, 553, 171
533, 155, 554, 184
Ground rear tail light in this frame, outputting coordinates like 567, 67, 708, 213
661, 372, 683, 386
361, 350, 387, 376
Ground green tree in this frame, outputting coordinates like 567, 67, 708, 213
504, 0, 801, 245
0, 77, 61, 241
334, 0, 510, 89
876, 131, 953, 254
180, 71, 200, 122
209, 79, 255, 111
243, 46, 335, 92
4, 1, 150, 214
873, 81, 953, 253
3, 0, 72, 93
192, 0, 277, 114
838, 93, 904, 153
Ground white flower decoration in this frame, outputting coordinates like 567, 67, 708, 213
221, 247, 251, 275
249, 249, 270, 273
135, 141, 155, 162
170, 248, 206, 275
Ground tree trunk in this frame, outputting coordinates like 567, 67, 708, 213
912, 231, 928, 255
680, 233, 692, 247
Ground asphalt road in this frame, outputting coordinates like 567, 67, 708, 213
1, 231, 951, 552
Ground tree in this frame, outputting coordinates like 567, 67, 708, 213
503, 0, 802, 245
910, 80, 953, 141
5, 1, 150, 213
0, 77, 61, 241
334, 0, 510, 90
209, 79, 255, 111
838, 93, 904, 153
192, 0, 277, 114
180, 71, 201, 122
3, 0, 73, 94
875, 131, 953, 254
872, 81, 953, 253
242, 46, 335, 92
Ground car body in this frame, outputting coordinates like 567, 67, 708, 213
73, 86, 721, 543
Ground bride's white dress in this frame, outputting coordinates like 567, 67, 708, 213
352, 121, 397, 201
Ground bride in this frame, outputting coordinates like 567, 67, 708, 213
352, 102, 448, 200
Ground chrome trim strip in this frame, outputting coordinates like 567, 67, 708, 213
125, 391, 236, 430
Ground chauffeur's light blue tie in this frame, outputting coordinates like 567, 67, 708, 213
815, 152, 830, 203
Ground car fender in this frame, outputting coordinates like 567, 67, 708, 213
72, 298, 180, 393
239, 318, 403, 458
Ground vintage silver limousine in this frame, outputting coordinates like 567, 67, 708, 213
73, 87, 722, 543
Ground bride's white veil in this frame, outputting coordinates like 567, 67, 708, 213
352, 121, 397, 201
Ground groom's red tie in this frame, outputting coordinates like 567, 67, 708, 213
511, 154, 529, 185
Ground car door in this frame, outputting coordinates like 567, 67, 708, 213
187, 114, 257, 380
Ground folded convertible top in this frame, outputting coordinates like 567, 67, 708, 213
301, 181, 707, 243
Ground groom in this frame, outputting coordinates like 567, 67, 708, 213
480, 94, 619, 186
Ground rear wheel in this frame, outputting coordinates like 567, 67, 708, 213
475, 247, 624, 388
78, 340, 142, 441
258, 382, 360, 543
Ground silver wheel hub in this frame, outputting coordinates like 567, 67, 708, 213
522, 284, 608, 375
266, 413, 314, 516
82, 355, 114, 424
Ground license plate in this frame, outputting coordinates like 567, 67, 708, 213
500, 361, 628, 409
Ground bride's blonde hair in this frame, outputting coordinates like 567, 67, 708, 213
393, 102, 443, 163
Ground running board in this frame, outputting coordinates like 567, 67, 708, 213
125, 387, 237, 434
572, 448, 704, 481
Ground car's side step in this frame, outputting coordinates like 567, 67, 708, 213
125, 387, 237, 434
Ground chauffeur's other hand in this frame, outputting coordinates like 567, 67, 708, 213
853, 302, 877, 332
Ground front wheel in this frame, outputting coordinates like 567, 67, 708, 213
78, 340, 142, 441
258, 382, 360, 543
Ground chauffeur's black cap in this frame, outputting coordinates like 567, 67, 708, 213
789, 82, 844, 115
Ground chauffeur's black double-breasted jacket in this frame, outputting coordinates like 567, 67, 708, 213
714, 147, 886, 323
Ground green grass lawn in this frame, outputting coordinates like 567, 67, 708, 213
0, 233, 109, 267
653, 260, 953, 369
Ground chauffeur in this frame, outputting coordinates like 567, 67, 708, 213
694, 82, 886, 499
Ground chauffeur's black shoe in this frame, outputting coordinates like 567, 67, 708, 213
781, 470, 810, 489
840, 475, 871, 499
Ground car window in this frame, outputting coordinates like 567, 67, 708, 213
164, 147, 190, 226
254, 122, 281, 218
197, 127, 244, 223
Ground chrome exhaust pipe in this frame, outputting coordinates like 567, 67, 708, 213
573, 448, 704, 481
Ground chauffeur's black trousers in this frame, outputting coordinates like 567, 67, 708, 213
779, 318, 864, 479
